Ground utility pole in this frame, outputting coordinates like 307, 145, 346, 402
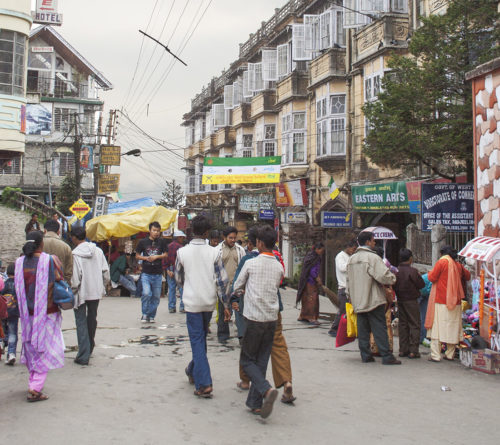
43, 139, 53, 207
94, 112, 103, 196
73, 112, 81, 197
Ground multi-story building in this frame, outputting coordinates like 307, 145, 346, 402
0, 24, 112, 204
182, 0, 455, 278
0, 0, 31, 169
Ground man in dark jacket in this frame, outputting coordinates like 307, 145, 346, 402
394, 248, 425, 359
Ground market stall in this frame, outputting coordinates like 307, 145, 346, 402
459, 236, 500, 351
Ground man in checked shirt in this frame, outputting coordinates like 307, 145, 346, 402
232, 225, 284, 419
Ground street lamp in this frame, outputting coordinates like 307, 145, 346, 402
122, 149, 141, 157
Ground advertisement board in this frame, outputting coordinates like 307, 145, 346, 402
421, 183, 474, 232
259, 209, 275, 220
80, 145, 94, 171
238, 193, 273, 213
285, 212, 307, 224
275, 179, 308, 207
98, 174, 120, 194
100, 146, 121, 165
26, 103, 52, 135
352, 181, 409, 212
321, 212, 353, 228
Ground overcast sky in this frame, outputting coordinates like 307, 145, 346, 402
39, 0, 287, 201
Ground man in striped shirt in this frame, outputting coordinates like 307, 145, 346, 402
233, 225, 284, 419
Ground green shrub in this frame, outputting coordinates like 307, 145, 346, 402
1, 187, 21, 207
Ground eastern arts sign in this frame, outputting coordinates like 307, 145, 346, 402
421, 183, 474, 232
351, 181, 409, 212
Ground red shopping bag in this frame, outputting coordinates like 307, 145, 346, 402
336, 314, 356, 347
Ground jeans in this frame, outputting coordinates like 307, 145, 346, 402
329, 288, 347, 334
398, 299, 421, 355
167, 272, 184, 310
234, 297, 246, 338
357, 304, 395, 364
119, 274, 137, 297
240, 318, 276, 410
74, 300, 100, 363
418, 296, 429, 342
186, 311, 212, 390
141, 273, 162, 319
217, 298, 230, 341
2, 318, 18, 355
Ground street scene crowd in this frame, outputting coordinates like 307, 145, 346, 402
0, 213, 477, 419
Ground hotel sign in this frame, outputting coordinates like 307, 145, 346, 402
33, 0, 63, 26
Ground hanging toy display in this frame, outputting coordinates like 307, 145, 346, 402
479, 269, 485, 324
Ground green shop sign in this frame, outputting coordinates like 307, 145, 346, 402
352, 181, 409, 212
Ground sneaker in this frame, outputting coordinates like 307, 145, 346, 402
149, 318, 155, 323
6, 353, 15, 365
169, 308, 176, 314
141, 316, 148, 323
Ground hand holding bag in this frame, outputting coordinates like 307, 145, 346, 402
336, 314, 356, 347
50, 256, 74, 310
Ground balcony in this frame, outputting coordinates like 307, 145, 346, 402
202, 134, 216, 154
309, 49, 346, 89
276, 72, 308, 107
215, 127, 236, 149
232, 103, 252, 127
27, 74, 94, 101
353, 13, 409, 66
314, 153, 346, 174
250, 91, 276, 119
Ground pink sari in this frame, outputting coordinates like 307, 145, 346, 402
14, 253, 65, 374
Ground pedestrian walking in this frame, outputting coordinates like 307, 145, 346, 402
425, 245, 471, 362
110, 251, 137, 297
393, 248, 425, 359
328, 239, 358, 337
71, 227, 110, 366
175, 216, 228, 398
14, 231, 65, 402
24, 213, 40, 235
165, 230, 186, 313
135, 222, 168, 323
43, 219, 73, 284
233, 225, 283, 418
296, 242, 325, 325
1, 263, 19, 365
232, 226, 296, 404
347, 231, 400, 365
214, 226, 245, 342
418, 273, 432, 347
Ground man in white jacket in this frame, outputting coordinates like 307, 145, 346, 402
175, 216, 228, 398
71, 227, 110, 365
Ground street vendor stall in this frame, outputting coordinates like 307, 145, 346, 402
85, 205, 177, 242
459, 236, 500, 351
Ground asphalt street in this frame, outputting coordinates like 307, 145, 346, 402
1, 288, 499, 445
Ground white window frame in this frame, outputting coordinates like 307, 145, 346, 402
262, 49, 278, 81
277, 43, 290, 79
242, 134, 253, 158
254, 63, 264, 92
242, 70, 252, 98
320, 10, 332, 50
292, 24, 312, 61
304, 15, 320, 53
344, 0, 372, 29
316, 96, 328, 120
211, 103, 225, 129
282, 112, 307, 164
0, 156, 21, 174
224, 84, 234, 110
233, 79, 243, 108
51, 152, 75, 176
330, 118, 346, 155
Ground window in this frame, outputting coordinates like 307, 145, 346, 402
364, 71, 382, 135
304, 15, 320, 53
51, 152, 75, 176
188, 175, 196, 194
0, 30, 26, 96
211, 104, 225, 129
320, 11, 332, 50
224, 85, 234, 110
316, 97, 328, 119
54, 107, 72, 132
0, 156, 21, 174
243, 134, 253, 157
262, 50, 277, 82
344, 0, 372, 29
256, 124, 276, 156
277, 44, 290, 79
282, 114, 291, 132
185, 125, 194, 146
81, 112, 95, 136
292, 133, 305, 163
264, 124, 275, 140
233, 79, 243, 108
195, 118, 206, 141
330, 94, 346, 114
242, 70, 252, 98
336, 11, 346, 47
292, 25, 311, 61
282, 113, 307, 164
316, 120, 328, 156
331, 118, 346, 154
254, 63, 264, 92
264, 141, 275, 157
293, 112, 306, 130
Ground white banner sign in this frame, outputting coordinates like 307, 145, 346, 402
32, 46, 54, 53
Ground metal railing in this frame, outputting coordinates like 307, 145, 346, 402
3, 190, 67, 222
27, 75, 90, 100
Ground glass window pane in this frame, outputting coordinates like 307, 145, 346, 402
330, 94, 346, 114
293, 112, 305, 129
331, 118, 345, 154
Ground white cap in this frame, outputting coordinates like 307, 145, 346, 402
173, 230, 186, 237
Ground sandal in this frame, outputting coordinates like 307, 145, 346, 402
428, 357, 441, 362
27, 390, 49, 402
236, 381, 250, 391
194, 386, 213, 398
185, 367, 194, 385
408, 353, 421, 359
250, 408, 261, 415
260, 388, 278, 419
281, 384, 296, 404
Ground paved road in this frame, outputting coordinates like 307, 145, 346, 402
1, 289, 499, 445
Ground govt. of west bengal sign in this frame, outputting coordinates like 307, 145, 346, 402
351, 181, 409, 212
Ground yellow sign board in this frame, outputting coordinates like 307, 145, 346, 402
69, 198, 91, 220
98, 174, 120, 193
100, 146, 121, 165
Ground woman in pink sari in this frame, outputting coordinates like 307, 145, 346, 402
15, 231, 65, 402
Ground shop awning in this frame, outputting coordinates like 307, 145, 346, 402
361, 226, 397, 240
85, 206, 177, 241
459, 236, 500, 262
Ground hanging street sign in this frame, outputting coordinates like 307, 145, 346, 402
100, 146, 121, 165
321, 211, 353, 228
98, 174, 120, 193
69, 198, 91, 220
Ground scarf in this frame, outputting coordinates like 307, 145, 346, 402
424, 255, 464, 330
14, 252, 51, 353
296, 249, 321, 305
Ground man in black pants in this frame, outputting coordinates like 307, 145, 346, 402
232, 226, 284, 419
346, 231, 401, 365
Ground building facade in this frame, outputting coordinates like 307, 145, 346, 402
181, 0, 456, 278
0, 25, 112, 204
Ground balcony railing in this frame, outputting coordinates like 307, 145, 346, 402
309, 49, 346, 88
27, 75, 91, 100
276, 72, 308, 105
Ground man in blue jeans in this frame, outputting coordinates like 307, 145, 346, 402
165, 230, 186, 313
136, 222, 168, 323
175, 216, 227, 398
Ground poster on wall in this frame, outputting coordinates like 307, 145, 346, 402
421, 183, 474, 232
26, 103, 52, 135
80, 145, 94, 171
275, 179, 308, 207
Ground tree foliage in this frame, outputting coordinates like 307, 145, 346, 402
362, 0, 499, 180
156, 179, 185, 209
56, 174, 78, 215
